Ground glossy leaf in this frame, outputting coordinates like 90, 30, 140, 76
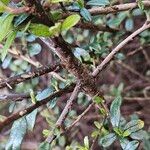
1, 31, 16, 61
87, 0, 109, 6
110, 95, 122, 127
36, 88, 53, 101
26, 109, 38, 131
124, 140, 139, 150
119, 138, 129, 149
5, 117, 27, 150
62, 14, 81, 31
123, 119, 144, 137
100, 133, 116, 147
80, 8, 91, 22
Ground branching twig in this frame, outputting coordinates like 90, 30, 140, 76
46, 83, 80, 143
92, 22, 150, 77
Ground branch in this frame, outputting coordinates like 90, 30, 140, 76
75, 22, 118, 32
6, 6, 31, 14
89, 1, 150, 15
0, 64, 59, 89
55, 83, 80, 127
46, 83, 80, 143
0, 83, 75, 131
92, 21, 150, 77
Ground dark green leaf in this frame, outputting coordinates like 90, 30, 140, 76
110, 95, 122, 127
14, 14, 29, 27
87, 0, 109, 6
39, 142, 50, 150
5, 117, 27, 150
1, 31, 16, 61
100, 133, 116, 147
80, 8, 91, 22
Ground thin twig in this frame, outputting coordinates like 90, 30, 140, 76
0, 64, 59, 89
92, 22, 150, 77
46, 83, 80, 143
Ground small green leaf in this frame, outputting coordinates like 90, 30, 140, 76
94, 121, 102, 129
125, 18, 134, 31
49, 22, 61, 37
0, 14, 14, 42
26, 109, 38, 131
93, 96, 104, 104
1, 31, 16, 61
80, 8, 91, 22
30, 89, 37, 104
36, 88, 53, 101
0, 0, 10, 5
87, 0, 109, 6
124, 140, 139, 150
123, 119, 144, 137
5, 117, 27, 150
0, 1, 7, 12
110, 95, 122, 127
100, 133, 116, 147
137, 0, 144, 10
61, 14, 81, 31
28, 43, 42, 57
39, 141, 50, 150
29, 23, 51, 37
84, 136, 89, 149
113, 127, 123, 136
119, 138, 129, 149
77, 0, 84, 8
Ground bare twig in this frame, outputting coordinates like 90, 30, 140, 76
0, 84, 75, 131
92, 22, 150, 77
46, 83, 80, 143
56, 83, 81, 127
89, 1, 150, 15
65, 102, 95, 131
0, 64, 59, 89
